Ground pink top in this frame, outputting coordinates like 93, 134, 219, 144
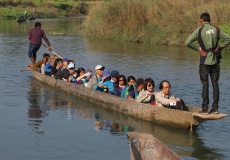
29, 27, 50, 46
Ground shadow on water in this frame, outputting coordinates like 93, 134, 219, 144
27, 77, 225, 160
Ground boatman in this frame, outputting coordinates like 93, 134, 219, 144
185, 12, 230, 114
28, 22, 52, 65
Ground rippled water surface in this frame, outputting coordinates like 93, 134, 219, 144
0, 18, 230, 160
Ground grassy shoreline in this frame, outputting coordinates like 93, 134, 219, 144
83, 0, 230, 46
0, 0, 101, 19
1, 0, 230, 46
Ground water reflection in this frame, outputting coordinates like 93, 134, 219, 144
27, 76, 225, 159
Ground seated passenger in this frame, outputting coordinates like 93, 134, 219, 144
28, 53, 50, 71
99, 70, 119, 95
155, 80, 188, 110
55, 58, 70, 81
67, 63, 77, 83
44, 55, 57, 75
114, 75, 127, 97
127, 78, 145, 100
50, 58, 63, 77
75, 68, 92, 87
136, 78, 157, 105
87, 65, 104, 92
110, 70, 119, 83
120, 76, 136, 98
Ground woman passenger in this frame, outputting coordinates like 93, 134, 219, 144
136, 78, 157, 105
114, 75, 127, 97
120, 76, 136, 98
44, 54, 57, 75
75, 67, 92, 87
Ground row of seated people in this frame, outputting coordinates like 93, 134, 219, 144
29, 53, 188, 111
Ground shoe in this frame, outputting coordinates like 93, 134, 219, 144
198, 110, 209, 115
209, 108, 219, 115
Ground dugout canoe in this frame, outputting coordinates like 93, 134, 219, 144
32, 71, 228, 130
128, 132, 182, 160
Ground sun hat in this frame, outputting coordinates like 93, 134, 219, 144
102, 70, 110, 78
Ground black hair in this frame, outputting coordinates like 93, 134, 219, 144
200, 12, 210, 22
159, 80, 171, 90
43, 53, 50, 58
76, 67, 85, 78
68, 60, 74, 64
144, 78, 155, 90
35, 22, 41, 27
114, 74, 127, 88
54, 58, 62, 68
128, 78, 144, 92
127, 76, 136, 83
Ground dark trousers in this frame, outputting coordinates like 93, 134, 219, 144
199, 64, 220, 111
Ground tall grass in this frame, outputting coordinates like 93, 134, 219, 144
83, 0, 230, 45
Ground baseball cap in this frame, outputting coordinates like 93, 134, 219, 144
67, 63, 75, 69
62, 58, 69, 62
110, 70, 119, 77
95, 65, 105, 70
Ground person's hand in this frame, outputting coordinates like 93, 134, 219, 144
85, 72, 92, 77
199, 47, 207, 56
48, 46, 52, 51
97, 83, 104, 87
175, 98, 180, 102
214, 47, 220, 54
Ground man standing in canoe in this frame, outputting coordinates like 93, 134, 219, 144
185, 12, 230, 114
28, 22, 52, 65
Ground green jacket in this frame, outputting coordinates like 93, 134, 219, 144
185, 22, 230, 65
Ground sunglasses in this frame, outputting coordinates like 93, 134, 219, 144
69, 68, 75, 70
119, 79, 124, 82
148, 84, 154, 87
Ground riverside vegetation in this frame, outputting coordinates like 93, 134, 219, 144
1, 0, 230, 46
83, 0, 230, 46
0, 0, 101, 19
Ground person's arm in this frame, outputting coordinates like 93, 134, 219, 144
136, 90, 148, 102
41, 30, 52, 50
29, 29, 32, 41
185, 29, 200, 51
76, 72, 91, 81
41, 64, 45, 74
218, 30, 230, 50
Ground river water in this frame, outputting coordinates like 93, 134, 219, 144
0, 18, 230, 160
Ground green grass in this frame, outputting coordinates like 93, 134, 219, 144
0, 0, 103, 19
83, 0, 230, 45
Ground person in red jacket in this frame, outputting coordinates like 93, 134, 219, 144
28, 22, 52, 65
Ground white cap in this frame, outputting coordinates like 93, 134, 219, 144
95, 65, 105, 70
68, 63, 75, 69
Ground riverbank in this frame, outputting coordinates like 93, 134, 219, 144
83, 0, 230, 46
0, 0, 101, 19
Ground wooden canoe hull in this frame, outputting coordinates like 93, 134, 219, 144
128, 132, 182, 160
32, 71, 228, 130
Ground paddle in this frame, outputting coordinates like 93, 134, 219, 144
20, 69, 34, 72
42, 44, 63, 59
